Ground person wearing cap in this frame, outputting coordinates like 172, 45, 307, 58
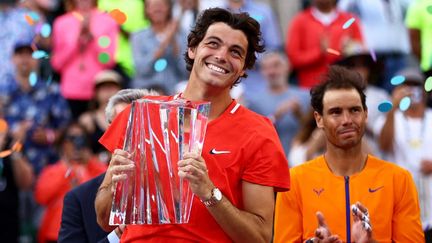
374, 67, 432, 241
0, 0, 36, 96
3, 40, 72, 175
78, 70, 123, 164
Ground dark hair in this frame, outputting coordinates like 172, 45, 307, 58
184, 7, 265, 85
310, 65, 367, 115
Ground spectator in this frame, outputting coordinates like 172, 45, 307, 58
338, 0, 413, 92
374, 66, 432, 241
95, 8, 290, 242
0, 118, 34, 243
78, 70, 122, 163
97, 0, 150, 84
0, 0, 36, 99
406, 0, 432, 78
286, 0, 364, 89
247, 51, 309, 155
35, 122, 106, 243
4, 40, 71, 175
130, 0, 188, 94
59, 88, 158, 243
288, 110, 325, 167
50, 0, 119, 118
274, 65, 424, 242
225, 0, 283, 97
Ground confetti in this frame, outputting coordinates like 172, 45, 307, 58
98, 36, 111, 48
0, 150, 12, 158
25, 14, 34, 25
326, 48, 340, 56
40, 23, 51, 38
399, 96, 411, 111
369, 48, 376, 62
378, 100, 393, 112
29, 71, 37, 86
11, 142, 22, 152
342, 18, 356, 29
29, 12, 40, 22
32, 50, 48, 59
250, 14, 264, 22
98, 52, 110, 64
0, 119, 7, 133
109, 9, 127, 25
425, 76, 432, 92
154, 58, 168, 72
390, 75, 405, 85
72, 12, 84, 21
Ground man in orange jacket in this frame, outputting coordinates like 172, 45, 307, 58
274, 65, 424, 242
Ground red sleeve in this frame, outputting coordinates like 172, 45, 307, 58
34, 163, 71, 205
242, 118, 290, 192
286, 13, 324, 69
99, 104, 131, 153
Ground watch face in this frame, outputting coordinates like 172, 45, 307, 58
213, 188, 222, 201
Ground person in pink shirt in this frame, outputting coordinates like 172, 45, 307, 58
50, 0, 119, 118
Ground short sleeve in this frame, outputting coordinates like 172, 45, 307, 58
241, 119, 290, 192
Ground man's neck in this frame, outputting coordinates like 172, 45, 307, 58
182, 81, 233, 121
16, 74, 31, 92
269, 83, 288, 95
323, 144, 367, 177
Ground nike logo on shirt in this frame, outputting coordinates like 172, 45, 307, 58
368, 186, 384, 193
209, 149, 231, 154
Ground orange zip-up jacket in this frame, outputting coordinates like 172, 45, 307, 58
274, 155, 424, 243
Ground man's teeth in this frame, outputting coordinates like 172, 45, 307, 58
208, 64, 227, 74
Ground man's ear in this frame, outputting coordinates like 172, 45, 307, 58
188, 47, 196, 60
314, 111, 324, 129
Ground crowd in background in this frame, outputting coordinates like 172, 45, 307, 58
1, 0, 432, 242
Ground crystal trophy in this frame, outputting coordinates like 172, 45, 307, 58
109, 98, 210, 225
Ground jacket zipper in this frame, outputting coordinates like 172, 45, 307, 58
345, 176, 351, 243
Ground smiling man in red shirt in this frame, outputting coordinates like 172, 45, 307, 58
95, 8, 290, 243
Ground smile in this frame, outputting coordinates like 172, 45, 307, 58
206, 63, 228, 74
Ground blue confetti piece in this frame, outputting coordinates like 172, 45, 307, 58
342, 18, 355, 29
378, 100, 393, 112
46, 75, 52, 85
32, 50, 48, 59
250, 14, 264, 23
29, 12, 40, 22
399, 97, 411, 111
390, 75, 405, 86
40, 24, 51, 38
29, 71, 37, 86
154, 59, 167, 72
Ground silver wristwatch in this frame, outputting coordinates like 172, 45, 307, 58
201, 188, 222, 207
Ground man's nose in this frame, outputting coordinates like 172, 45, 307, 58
214, 47, 228, 62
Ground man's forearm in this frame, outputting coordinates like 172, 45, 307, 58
95, 181, 116, 232
206, 196, 273, 243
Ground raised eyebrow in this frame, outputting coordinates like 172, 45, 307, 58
204, 36, 222, 43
